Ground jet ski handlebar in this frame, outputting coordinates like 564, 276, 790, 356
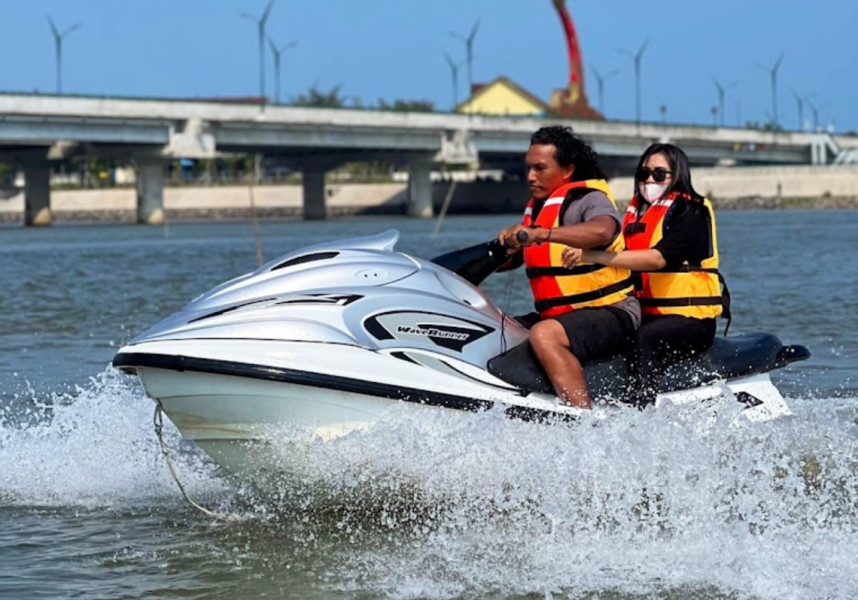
430, 238, 516, 286
430, 230, 534, 287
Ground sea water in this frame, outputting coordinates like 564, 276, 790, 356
1, 212, 856, 599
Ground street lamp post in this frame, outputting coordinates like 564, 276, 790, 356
449, 20, 480, 100
591, 67, 619, 114
268, 36, 297, 104
47, 17, 82, 94
713, 78, 737, 127
619, 39, 648, 126
241, 0, 276, 102
756, 53, 784, 129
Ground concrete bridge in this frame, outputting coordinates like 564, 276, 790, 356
1, 92, 856, 225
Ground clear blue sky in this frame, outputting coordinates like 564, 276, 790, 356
4, 0, 857, 133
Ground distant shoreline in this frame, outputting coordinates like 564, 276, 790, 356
1, 196, 856, 225
2, 159, 858, 224
1, 177, 856, 225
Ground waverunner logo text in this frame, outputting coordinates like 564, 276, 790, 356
396, 325, 470, 341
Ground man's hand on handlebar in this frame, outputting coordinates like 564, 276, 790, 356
498, 224, 526, 251
498, 224, 548, 251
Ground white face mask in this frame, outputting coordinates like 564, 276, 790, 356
639, 182, 668, 202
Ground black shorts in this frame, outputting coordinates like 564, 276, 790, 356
553, 306, 637, 363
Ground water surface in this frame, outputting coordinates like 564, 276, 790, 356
1, 212, 857, 599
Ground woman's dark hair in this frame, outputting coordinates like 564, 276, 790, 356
634, 143, 703, 201
530, 125, 606, 181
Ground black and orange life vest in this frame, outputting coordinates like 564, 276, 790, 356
522, 179, 633, 318
622, 192, 723, 318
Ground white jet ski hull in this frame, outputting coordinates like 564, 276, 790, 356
121, 343, 791, 482
113, 230, 806, 484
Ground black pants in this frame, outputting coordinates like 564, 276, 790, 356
626, 315, 716, 408
515, 307, 637, 363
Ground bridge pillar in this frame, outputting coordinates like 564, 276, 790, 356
23, 162, 52, 226
134, 158, 166, 225
302, 166, 327, 220
407, 156, 434, 218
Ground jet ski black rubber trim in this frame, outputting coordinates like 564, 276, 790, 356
113, 352, 564, 421
774, 344, 811, 367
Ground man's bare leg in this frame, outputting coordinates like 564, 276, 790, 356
529, 319, 591, 409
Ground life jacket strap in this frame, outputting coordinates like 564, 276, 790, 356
525, 264, 606, 278
534, 277, 635, 312
660, 265, 720, 274
638, 296, 723, 307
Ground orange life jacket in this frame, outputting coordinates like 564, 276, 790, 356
622, 192, 723, 318
523, 179, 633, 318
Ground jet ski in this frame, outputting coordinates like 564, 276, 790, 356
113, 230, 809, 479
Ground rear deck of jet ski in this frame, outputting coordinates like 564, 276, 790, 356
487, 332, 810, 400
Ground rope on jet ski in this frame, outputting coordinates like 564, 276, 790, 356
495, 232, 529, 354
153, 402, 241, 521
498, 269, 517, 353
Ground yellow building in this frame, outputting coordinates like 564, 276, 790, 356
456, 76, 548, 116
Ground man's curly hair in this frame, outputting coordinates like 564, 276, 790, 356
530, 125, 606, 181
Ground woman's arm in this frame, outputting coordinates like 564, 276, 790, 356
563, 246, 667, 271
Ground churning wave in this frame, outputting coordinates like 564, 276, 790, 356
251, 394, 858, 600
0, 368, 228, 508
2, 369, 857, 598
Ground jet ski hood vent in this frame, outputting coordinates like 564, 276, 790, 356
123, 228, 523, 353
185, 229, 414, 309
271, 251, 340, 271
127, 230, 432, 344
267, 229, 400, 271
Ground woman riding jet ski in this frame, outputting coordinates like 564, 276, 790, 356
113, 230, 809, 478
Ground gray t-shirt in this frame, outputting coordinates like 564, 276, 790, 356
560, 189, 641, 328
560, 189, 622, 229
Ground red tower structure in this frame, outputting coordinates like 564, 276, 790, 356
548, 0, 603, 119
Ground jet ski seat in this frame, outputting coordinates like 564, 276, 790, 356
487, 332, 809, 400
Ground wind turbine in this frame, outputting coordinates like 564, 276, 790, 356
449, 19, 480, 100
47, 16, 82, 94
755, 53, 784, 129
619, 39, 648, 125
791, 89, 816, 131
806, 99, 825, 131
591, 67, 620, 114
268, 36, 297, 104
443, 52, 466, 109
241, 0, 276, 101
713, 78, 738, 126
